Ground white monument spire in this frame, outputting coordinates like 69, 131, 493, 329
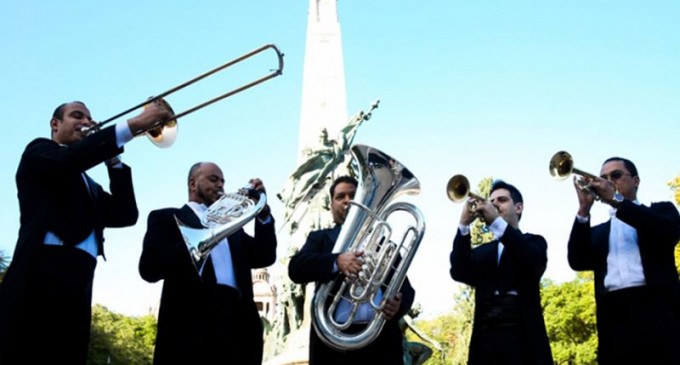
297, 0, 348, 164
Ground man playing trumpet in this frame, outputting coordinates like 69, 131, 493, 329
567, 157, 680, 365
449, 180, 553, 365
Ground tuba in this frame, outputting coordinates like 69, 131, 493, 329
175, 185, 266, 272
312, 144, 426, 351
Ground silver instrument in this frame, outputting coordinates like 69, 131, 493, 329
81, 44, 284, 148
312, 144, 425, 351
176, 185, 267, 271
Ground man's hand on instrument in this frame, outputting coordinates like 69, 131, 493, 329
382, 293, 402, 320
337, 250, 365, 279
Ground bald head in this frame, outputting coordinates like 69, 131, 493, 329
187, 162, 224, 205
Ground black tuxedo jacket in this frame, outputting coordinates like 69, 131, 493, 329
0, 126, 136, 365
567, 200, 680, 329
450, 225, 553, 365
139, 204, 277, 365
288, 224, 415, 365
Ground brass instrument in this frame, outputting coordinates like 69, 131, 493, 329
175, 184, 266, 271
549, 151, 600, 199
446, 174, 492, 231
446, 174, 487, 209
81, 44, 284, 147
313, 144, 425, 351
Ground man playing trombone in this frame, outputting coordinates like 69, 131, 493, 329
567, 157, 680, 364
0, 100, 171, 365
449, 180, 553, 365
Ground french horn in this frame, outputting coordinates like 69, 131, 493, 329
176, 184, 266, 272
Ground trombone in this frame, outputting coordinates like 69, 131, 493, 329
82, 43, 285, 147
549, 151, 601, 199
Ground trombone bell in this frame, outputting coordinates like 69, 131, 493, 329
143, 98, 178, 148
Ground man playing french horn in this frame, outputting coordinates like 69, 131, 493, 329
449, 180, 553, 365
139, 162, 277, 365
288, 175, 415, 365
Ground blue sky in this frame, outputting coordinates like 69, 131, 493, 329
1, 1, 679, 319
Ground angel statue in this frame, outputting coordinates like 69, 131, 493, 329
277, 99, 379, 223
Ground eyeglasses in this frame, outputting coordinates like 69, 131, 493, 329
600, 170, 631, 182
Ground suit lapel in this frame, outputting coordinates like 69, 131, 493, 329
325, 225, 341, 251
176, 205, 203, 228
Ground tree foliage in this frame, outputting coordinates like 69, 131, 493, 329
88, 304, 156, 365
410, 276, 598, 365
410, 285, 474, 365
670, 175, 680, 274
470, 176, 494, 246
541, 273, 597, 364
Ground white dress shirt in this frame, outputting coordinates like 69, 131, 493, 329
187, 201, 238, 289
604, 201, 646, 292
43, 122, 133, 258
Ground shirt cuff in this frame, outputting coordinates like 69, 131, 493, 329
488, 217, 508, 238
458, 224, 470, 236
115, 121, 134, 148
257, 215, 272, 225
576, 214, 590, 224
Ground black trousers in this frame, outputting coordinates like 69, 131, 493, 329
1, 246, 96, 365
468, 295, 532, 365
598, 285, 680, 365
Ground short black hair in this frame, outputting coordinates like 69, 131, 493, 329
52, 101, 86, 120
491, 179, 523, 220
603, 157, 638, 177
491, 180, 523, 204
330, 175, 358, 198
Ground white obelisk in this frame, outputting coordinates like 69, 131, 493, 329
297, 0, 348, 164
263, 2, 348, 365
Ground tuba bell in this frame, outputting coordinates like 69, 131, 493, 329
312, 144, 426, 351
175, 184, 266, 272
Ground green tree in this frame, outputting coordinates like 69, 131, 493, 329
88, 304, 156, 365
541, 274, 597, 364
669, 175, 680, 274
410, 285, 475, 365
470, 177, 494, 246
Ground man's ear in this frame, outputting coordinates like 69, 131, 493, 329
515, 202, 524, 216
50, 117, 60, 135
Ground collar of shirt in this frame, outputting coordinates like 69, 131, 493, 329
609, 199, 641, 216
187, 201, 209, 217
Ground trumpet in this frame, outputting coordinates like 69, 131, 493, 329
549, 151, 601, 199
446, 174, 494, 232
446, 174, 487, 209
81, 44, 284, 148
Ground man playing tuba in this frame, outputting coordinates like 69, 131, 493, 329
288, 175, 415, 365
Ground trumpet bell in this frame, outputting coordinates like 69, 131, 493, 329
446, 174, 470, 202
144, 98, 178, 148
549, 151, 574, 180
